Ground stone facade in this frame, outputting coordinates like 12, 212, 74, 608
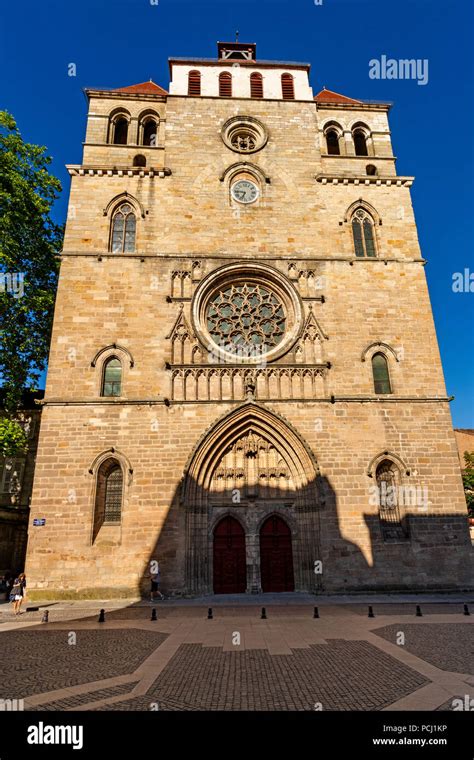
25, 42, 473, 599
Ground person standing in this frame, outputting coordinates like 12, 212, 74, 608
10, 573, 26, 615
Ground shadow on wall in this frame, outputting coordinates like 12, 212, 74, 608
139, 471, 473, 598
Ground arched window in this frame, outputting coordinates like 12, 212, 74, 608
352, 208, 377, 257
110, 203, 136, 253
353, 128, 368, 156
281, 73, 295, 100
219, 72, 232, 97
188, 70, 201, 96
376, 460, 407, 541
112, 116, 128, 145
142, 119, 157, 146
326, 129, 340, 155
133, 154, 146, 167
102, 357, 122, 397
372, 353, 392, 394
250, 72, 264, 99
94, 459, 123, 536
366, 164, 377, 176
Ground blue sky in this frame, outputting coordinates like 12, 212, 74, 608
1, 0, 472, 426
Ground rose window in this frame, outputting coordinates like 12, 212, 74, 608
206, 283, 286, 354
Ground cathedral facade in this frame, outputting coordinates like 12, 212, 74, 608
25, 41, 472, 599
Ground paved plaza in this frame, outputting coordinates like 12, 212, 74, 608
0, 595, 472, 712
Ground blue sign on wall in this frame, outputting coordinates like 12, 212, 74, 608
33, 518, 46, 526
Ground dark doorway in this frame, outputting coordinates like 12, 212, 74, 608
213, 516, 246, 594
260, 515, 294, 592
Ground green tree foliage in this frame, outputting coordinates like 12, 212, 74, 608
0, 417, 27, 457
0, 111, 62, 454
462, 451, 474, 518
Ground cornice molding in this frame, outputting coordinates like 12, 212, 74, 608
315, 174, 414, 187
66, 164, 171, 178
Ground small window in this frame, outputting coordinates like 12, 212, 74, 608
110, 203, 136, 253
326, 130, 340, 155
376, 460, 408, 541
372, 353, 392, 394
133, 154, 146, 167
113, 117, 128, 145
352, 208, 377, 258
250, 72, 264, 98
353, 129, 368, 156
104, 465, 123, 522
188, 70, 201, 96
0, 457, 25, 495
219, 72, 232, 97
142, 120, 157, 146
366, 164, 377, 176
281, 73, 295, 100
102, 357, 122, 397
94, 459, 123, 536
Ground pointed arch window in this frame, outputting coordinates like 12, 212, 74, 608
281, 73, 295, 100
188, 70, 201, 96
353, 128, 368, 156
376, 460, 408, 541
250, 72, 264, 98
372, 353, 392, 394
102, 357, 122, 397
110, 203, 136, 253
326, 129, 340, 155
94, 459, 123, 533
219, 72, 232, 97
352, 208, 376, 257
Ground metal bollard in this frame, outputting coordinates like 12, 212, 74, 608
207, 607, 213, 620
151, 608, 157, 621
416, 605, 422, 617
463, 604, 470, 616
261, 607, 267, 619
313, 606, 319, 619
98, 608, 105, 623
368, 605, 375, 618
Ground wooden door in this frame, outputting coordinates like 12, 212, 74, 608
260, 515, 294, 592
213, 516, 246, 594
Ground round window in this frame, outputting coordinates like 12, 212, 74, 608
191, 263, 303, 365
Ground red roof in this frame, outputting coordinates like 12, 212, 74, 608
315, 88, 363, 105
113, 80, 168, 96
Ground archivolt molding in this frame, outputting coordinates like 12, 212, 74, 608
91, 344, 135, 368
361, 342, 399, 363
343, 198, 382, 225
367, 450, 410, 478
103, 192, 146, 219
88, 448, 134, 479
181, 401, 320, 506
219, 161, 271, 184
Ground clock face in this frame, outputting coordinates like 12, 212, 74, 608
231, 180, 259, 204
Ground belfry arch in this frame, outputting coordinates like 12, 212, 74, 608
181, 402, 322, 594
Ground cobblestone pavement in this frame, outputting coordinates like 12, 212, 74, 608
0, 600, 471, 712
372, 623, 473, 675
0, 630, 167, 699
94, 640, 428, 711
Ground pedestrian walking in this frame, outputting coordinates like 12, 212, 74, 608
150, 562, 165, 602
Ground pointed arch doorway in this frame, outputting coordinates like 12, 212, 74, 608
213, 516, 246, 594
182, 402, 321, 595
260, 515, 294, 592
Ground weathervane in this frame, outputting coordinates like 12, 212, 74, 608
235, 30, 239, 43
